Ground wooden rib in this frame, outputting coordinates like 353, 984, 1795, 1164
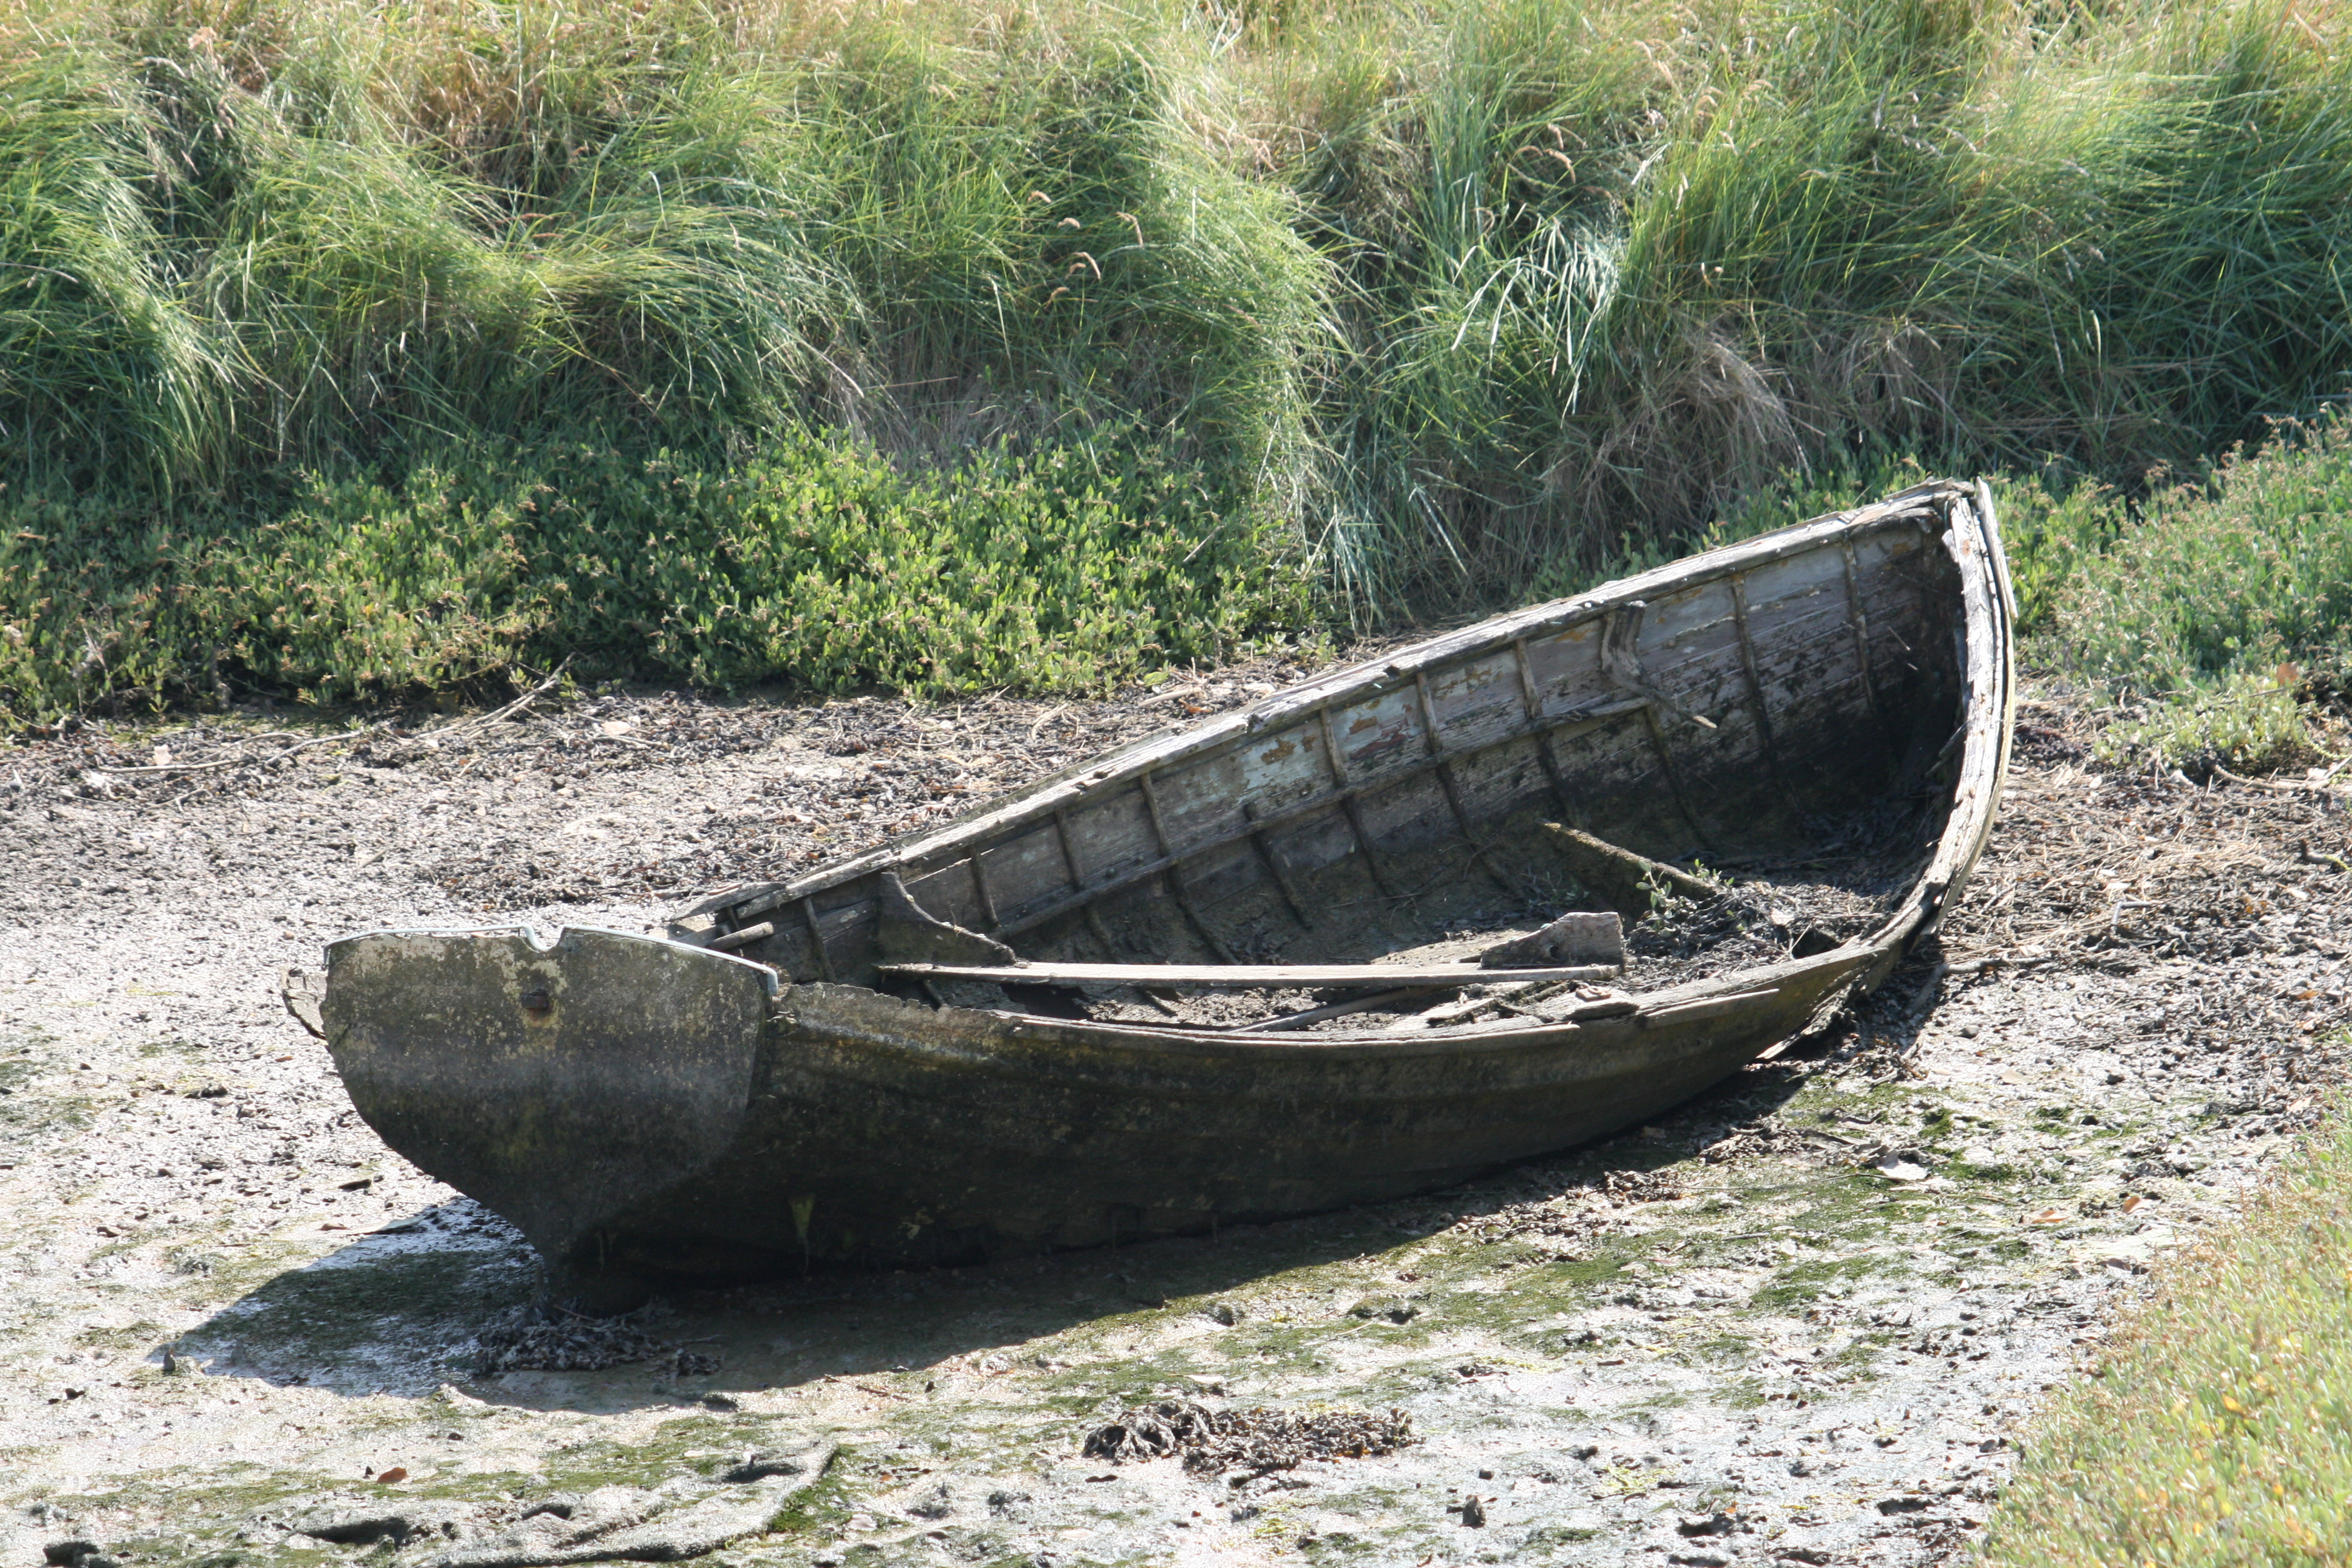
1054, 809, 1131, 956
797, 896, 835, 982
881, 959, 1622, 989
1728, 572, 1791, 794
1082, 905, 1122, 959
1050, 809, 1086, 889
1840, 538, 1886, 725
1639, 704, 1713, 851
985, 697, 1648, 939
1316, 706, 1402, 899
1414, 669, 1518, 893
967, 853, 1001, 930
1513, 636, 1584, 825
1135, 769, 1239, 962
1241, 800, 1313, 928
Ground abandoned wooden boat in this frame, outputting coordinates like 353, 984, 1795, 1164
290, 479, 2014, 1303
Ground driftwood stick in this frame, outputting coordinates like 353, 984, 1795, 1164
1541, 822, 1720, 920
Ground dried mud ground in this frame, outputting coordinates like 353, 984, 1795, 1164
3, 672, 2350, 1568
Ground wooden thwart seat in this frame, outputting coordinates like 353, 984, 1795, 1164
877, 959, 1621, 990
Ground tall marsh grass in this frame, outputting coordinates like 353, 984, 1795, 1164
4, 0, 2351, 717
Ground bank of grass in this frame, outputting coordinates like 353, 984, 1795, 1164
1981, 1085, 2352, 1566
7, 0, 2352, 724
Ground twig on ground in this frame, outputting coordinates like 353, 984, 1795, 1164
2213, 765, 2347, 800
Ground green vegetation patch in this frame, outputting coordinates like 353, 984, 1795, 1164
0, 429, 1313, 721
0, 1028, 92, 1147
2020, 410, 2352, 771
1981, 1090, 2352, 1566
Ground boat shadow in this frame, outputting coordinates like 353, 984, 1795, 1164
162, 1044, 1846, 1415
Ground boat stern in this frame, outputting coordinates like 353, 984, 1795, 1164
304, 925, 776, 1299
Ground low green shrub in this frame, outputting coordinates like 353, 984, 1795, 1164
1981, 1079, 2352, 1566
0, 426, 1313, 725
2055, 414, 2352, 701
2036, 410, 2352, 768
2093, 670, 2316, 774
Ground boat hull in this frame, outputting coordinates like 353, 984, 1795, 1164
317, 927, 1867, 1282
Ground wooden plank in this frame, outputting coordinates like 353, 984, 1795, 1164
880, 959, 1623, 990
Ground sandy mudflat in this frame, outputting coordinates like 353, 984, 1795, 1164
2, 677, 2345, 1567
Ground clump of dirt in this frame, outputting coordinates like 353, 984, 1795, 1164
1446, 1169, 1688, 1260
1082, 1399, 1417, 1473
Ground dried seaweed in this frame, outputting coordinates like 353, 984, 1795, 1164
473, 1307, 662, 1374
1082, 1400, 1417, 1474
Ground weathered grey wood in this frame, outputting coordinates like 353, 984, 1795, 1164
281, 966, 327, 1037
709, 921, 775, 953
1480, 910, 1624, 969
880, 959, 1624, 989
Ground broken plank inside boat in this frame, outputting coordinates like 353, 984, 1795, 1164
303, 479, 2014, 1303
